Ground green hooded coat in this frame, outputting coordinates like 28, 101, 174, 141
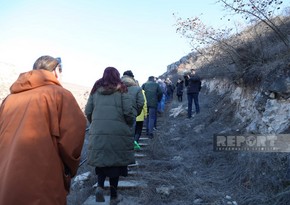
85, 87, 135, 167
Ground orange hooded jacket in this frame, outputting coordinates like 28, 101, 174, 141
0, 69, 86, 205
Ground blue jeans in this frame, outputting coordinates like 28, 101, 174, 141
158, 94, 165, 113
146, 107, 157, 135
187, 93, 200, 118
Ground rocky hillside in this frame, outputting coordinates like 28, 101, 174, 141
162, 15, 290, 135
139, 15, 290, 205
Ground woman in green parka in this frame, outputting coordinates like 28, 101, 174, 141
85, 67, 135, 203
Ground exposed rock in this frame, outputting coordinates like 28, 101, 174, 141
268, 75, 290, 99
203, 78, 290, 134
193, 198, 203, 204
156, 185, 175, 196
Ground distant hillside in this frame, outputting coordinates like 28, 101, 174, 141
62, 82, 90, 111
0, 62, 90, 110
0, 62, 19, 102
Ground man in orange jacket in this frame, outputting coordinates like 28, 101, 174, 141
0, 55, 86, 205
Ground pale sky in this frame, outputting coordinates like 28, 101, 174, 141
0, 0, 236, 87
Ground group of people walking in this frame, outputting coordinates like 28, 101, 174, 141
0, 55, 202, 205
156, 69, 202, 118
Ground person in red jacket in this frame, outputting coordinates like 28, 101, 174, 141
0, 55, 86, 205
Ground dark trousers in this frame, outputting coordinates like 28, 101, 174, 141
146, 107, 157, 135
187, 93, 200, 118
98, 173, 119, 197
135, 121, 144, 142
177, 95, 183, 102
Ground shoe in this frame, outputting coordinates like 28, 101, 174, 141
153, 127, 158, 131
95, 187, 105, 202
134, 141, 141, 150
110, 194, 123, 205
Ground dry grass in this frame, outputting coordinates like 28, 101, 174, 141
137, 92, 290, 205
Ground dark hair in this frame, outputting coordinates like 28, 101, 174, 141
148, 76, 155, 81
123, 70, 134, 78
90, 67, 127, 94
33, 55, 59, 72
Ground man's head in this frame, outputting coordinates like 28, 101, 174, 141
190, 69, 196, 75
33, 55, 62, 79
148, 76, 155, 82
123, 70, 134, 78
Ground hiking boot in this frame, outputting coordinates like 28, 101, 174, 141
95, 187, 105, 202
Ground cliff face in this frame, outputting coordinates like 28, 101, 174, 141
204, 75, 290, 134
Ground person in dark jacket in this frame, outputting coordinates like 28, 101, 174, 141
157, 78, 166, 113
142, 76, 163, 138
165, 77, 175, 103
185, 69, 202, 118
85, 67, 135, 204
176, 78, 184, 102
